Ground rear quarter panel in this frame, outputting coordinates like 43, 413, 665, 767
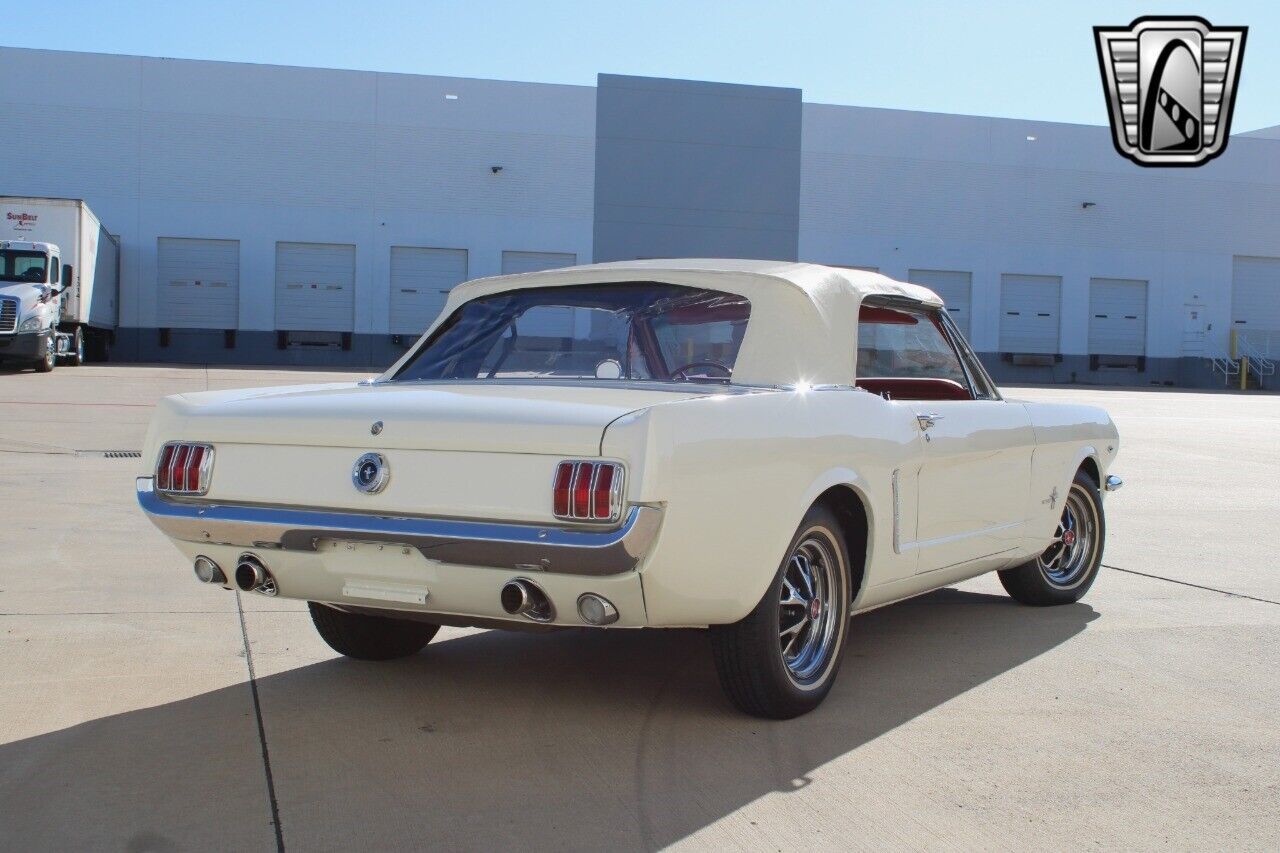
602, 388, 920, 626
1018, 400, 1120, 542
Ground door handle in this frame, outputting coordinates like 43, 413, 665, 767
916, 413, 943, 430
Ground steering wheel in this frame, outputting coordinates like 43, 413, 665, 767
669, 360, 732, 381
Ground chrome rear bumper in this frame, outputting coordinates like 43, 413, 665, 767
136, 477, 662, 576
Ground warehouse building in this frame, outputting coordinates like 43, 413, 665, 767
3, 46, 1279, 386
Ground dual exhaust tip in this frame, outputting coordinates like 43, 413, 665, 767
197, 558, 613, 620
500, 578, 554, 622
500, 578, 618, 625
192, 554, 277, 596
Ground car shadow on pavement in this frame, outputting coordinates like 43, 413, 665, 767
1, 589, 1097, 851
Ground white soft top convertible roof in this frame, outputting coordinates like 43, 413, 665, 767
453, 258, 942, 307
389, 259, 946, 388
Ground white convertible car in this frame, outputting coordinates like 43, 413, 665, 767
139, 260, 1121, 718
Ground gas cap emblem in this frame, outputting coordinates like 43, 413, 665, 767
370, 420, 383, 436
352, 452, 389, 494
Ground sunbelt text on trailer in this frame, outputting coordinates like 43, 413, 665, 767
1, 197, 119, 372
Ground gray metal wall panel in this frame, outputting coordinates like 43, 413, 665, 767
1000, 274, 1062, 354
1088, 278, 1147, 355
500, 251, 576, 274
593, 74, 801, 263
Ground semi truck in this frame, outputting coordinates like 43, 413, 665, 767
0, 197, 119, 371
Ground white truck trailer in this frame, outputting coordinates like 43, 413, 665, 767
0, 197, 119, 371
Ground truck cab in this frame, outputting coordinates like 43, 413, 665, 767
0, 240, 75, 372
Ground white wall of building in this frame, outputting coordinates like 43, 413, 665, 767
3, 46, 1278, 375
0, 47, 595, 335
800, 103, 1280, 361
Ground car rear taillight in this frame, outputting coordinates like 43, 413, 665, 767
553, 461, 623, 522
156, 442, 214, 495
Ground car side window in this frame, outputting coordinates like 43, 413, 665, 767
855, 303, 974, 401
938, 311, 1000, 400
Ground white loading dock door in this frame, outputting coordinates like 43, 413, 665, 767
1000, 274, 1062, 354
275, 242, 356, 331
908, 269, 971, 336
1231, 256, 1280, 332
390, 247, 468, 335
501, 252, 578, 337
1088, 278, 1147, 355
157, 238, 239, 329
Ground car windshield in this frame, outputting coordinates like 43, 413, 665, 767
393, 282, 751, 384
0, 250, 48, 283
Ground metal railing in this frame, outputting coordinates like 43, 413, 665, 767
1230, 329, 1276, 389
1210, 356, 1239, 382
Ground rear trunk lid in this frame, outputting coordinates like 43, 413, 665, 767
165, 381, 708, 455
150, 381, 711, 522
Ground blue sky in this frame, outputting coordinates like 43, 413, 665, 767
6, 1, 1278, 131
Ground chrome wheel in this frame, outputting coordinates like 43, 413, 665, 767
1037, 484, 1099, 590
778, 534, 840, 685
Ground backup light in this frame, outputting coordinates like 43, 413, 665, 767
553, 461, 623, 522
577, 593, 619, 625
156, 442, 214, 495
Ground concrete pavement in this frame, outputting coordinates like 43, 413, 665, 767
1, 366, 1276, 851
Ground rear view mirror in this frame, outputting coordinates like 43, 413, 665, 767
62, 264, 73, 292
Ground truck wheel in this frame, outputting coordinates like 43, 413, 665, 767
307, 602, 439, 660
710, 504, 852, 719
66, 327, 85, 366
998, 470, 1105, 606
34, 337, 55, 373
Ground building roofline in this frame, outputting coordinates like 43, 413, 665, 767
6, 43, 1273, 136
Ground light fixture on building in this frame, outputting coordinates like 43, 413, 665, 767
1082, 201, 1097, 209
490, 165, 503, 174
1026, 135, 1037, 141
445, 93, 459, 100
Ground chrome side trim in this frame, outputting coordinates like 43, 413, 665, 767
890, 467, 902, 554
1104, 474, 1124, 492
136, 477, 662, 577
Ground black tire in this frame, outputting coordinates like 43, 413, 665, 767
308, 602, 439, 660
999, 470, 1105, 606
710, 504, 852, 719
34, 337, 55, 373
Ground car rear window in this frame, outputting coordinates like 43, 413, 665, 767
393, 282, 751, 384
